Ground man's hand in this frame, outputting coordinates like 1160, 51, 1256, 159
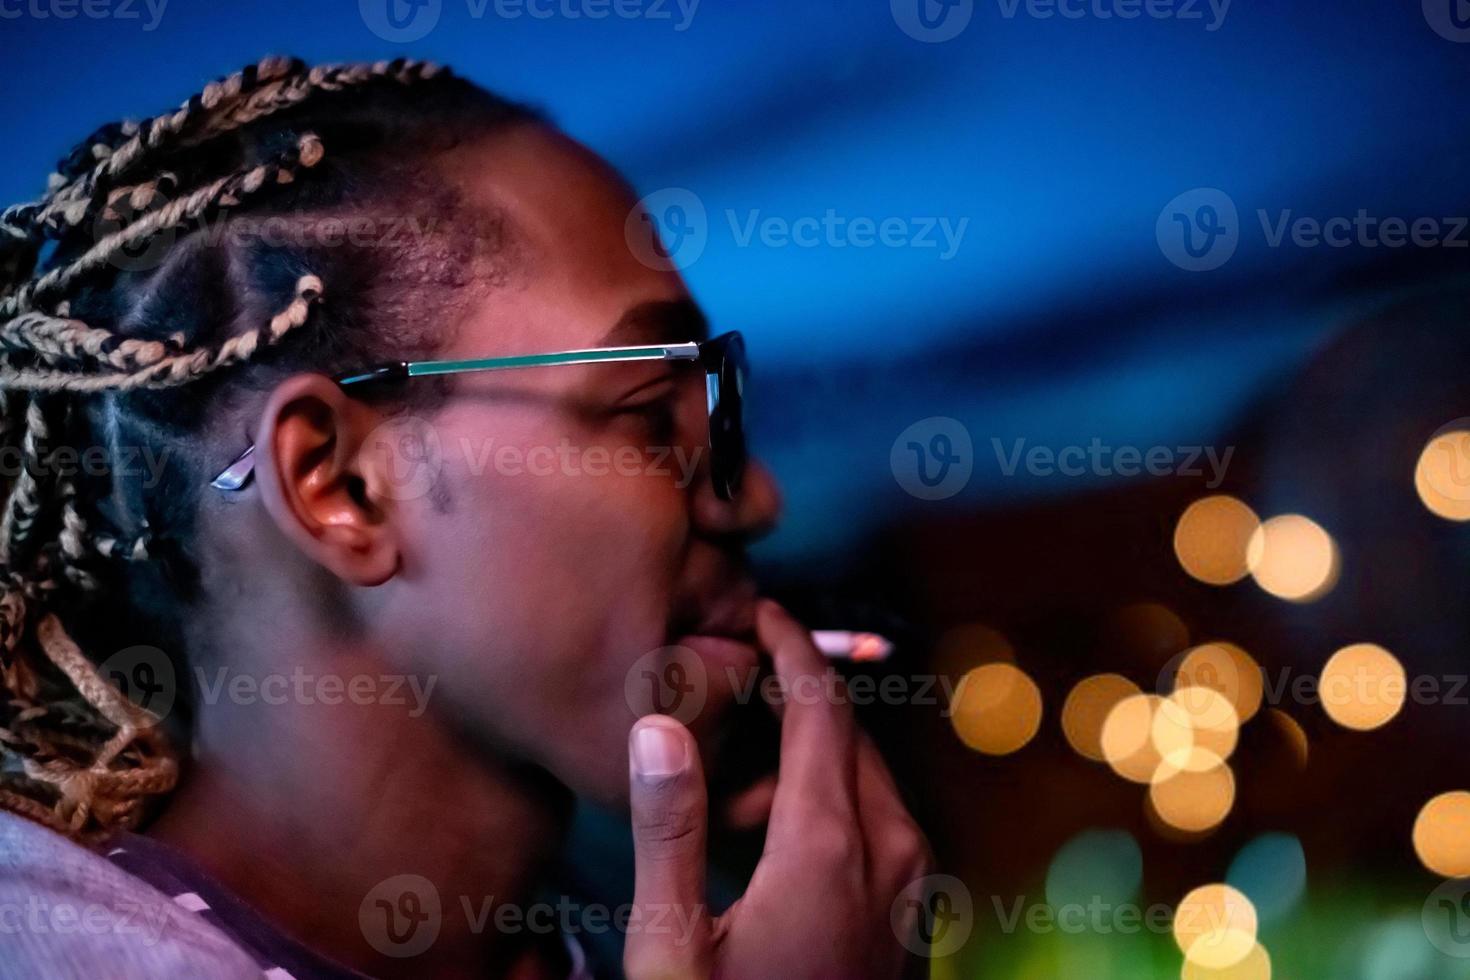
624, 600, 934, 979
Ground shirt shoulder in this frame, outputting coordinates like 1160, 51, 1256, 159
0, 808, 264, 979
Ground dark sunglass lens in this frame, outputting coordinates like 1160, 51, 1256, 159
707, 333, 747, 500
714, 333, 746, 499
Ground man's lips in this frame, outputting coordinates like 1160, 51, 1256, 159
666, 576, 763, 712
673, 633, 760, 675
673, 576, 759, 645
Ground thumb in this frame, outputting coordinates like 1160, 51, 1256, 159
624, 715, 713, 980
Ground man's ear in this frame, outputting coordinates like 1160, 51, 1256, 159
252, 374, 401, 587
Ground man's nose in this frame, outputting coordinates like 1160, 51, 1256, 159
692, 457, 782, 541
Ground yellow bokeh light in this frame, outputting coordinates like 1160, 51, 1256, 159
1151, 754, 1235, 834
1413, 791, 1470, 878
1415, 430, 1470, 521
1174, 496, 1261, 586
1173, 884, 1258, 970
1176, 642, 1264, 723
1245, 514, 1339, 603
1152, 688, 1240, 769
1181, 939, 1272, 980
1101, 693, 1166, 783
1062, 673, 1142, 762
1320, 643, 1406, 731
950, 663, 1043, 755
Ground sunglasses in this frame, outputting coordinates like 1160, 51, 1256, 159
209, 330, 749, 500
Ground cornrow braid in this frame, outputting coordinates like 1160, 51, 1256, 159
0, 311, 171, 372
58, 465, 151, 593
2, 55, 306, 239
196, 58, 445, 136
1, 398, 59, 568
11, 57, 440, 242
52, 119, 142, 186
0, 133, 325, 320
0, 275, 322, 392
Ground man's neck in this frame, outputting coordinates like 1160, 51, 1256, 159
147, 637, 571, 979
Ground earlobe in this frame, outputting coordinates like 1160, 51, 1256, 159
252, 374, 402, 587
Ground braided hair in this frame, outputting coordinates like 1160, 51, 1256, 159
0, 57, 538, 840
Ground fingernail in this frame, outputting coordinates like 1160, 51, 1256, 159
632, 723, 687, 778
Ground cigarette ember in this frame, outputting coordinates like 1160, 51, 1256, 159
810, 630, 894, 662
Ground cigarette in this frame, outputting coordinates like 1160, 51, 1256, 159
811, 630, 894, 662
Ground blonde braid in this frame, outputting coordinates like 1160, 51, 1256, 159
57, 480, 104, 590
1, 399, 54, 565
1, 133, 324, 319
5, 56, 305, 237
14, 57, 441, 240
0, 575, 29, 663
19, 615, 177, 833
0, 785, 71, 835
0, 275, 322, 393
0, 311, 170, 372
199, 59, 444, 134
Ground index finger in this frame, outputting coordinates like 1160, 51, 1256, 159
757, 600, 859, 825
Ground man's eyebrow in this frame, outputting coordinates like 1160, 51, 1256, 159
598, 299, 709, 346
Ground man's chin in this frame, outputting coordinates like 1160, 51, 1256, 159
670, 632, 760, 742
675, 636, 780, 830
587, 633, 772, 812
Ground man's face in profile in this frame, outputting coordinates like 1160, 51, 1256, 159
361, 123, 783, 806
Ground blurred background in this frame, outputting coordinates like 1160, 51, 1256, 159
5, 1, 1470, 976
